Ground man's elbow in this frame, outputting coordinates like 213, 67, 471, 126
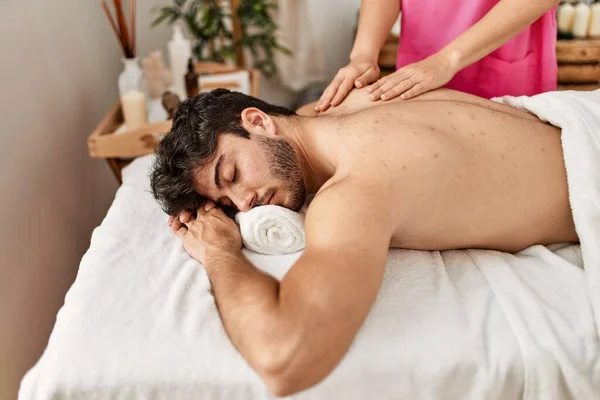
263, 373, 298, 398
254, 345, 329, 397
255, 349, 302, 396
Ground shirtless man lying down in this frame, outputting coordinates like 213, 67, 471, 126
149, 87, 577, 396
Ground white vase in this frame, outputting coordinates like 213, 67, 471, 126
119, 57, 148, 130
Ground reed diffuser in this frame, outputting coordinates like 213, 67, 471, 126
102, 0, 148, 131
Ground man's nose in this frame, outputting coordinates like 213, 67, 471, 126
234, 192, 255, 212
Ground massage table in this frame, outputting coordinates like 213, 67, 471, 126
19, 91, 600, 399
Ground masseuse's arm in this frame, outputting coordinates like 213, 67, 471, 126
369, 0, 560, 101
176, 187, 392, 396
316, 0, 400, 112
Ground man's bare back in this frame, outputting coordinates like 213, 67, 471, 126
300, 88, 577, 252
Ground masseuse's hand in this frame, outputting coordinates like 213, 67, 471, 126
316, 58, 380, 112
169, 201, 242, 264
368, 51, 458, 101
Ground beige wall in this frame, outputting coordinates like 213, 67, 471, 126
0, 0, 361, 398
0, 1, 171, 398
264, 0, 363, 108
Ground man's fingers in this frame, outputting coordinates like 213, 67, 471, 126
179, 210, 192, 223
330, 78, 354, 107
168, 216, 174, 226
199, 205, 226, 222
203, 200, 217, 213
196, 205, 207, 220
197, 204, 224, 221
175, 226, 187, 239
171, 218, 183, 232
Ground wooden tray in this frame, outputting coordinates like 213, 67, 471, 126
88, 101, 172, 159
88, 62, 260, 182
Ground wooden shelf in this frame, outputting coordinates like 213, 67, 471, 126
378, 38, 600, 86
557, 40, 600, 87
558, 63, 600, 83
557, 39, 600, 64
558, 83, 600, 91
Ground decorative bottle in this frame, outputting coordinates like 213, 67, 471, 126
557, 2, 576, 34
589, 1, 600, 38
573, 1, 592, 38
185, 58, 200, 98
168, 25, 192, 100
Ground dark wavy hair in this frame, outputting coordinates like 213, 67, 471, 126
150, 88, 296, 216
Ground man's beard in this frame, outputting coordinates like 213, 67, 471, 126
257, 136, 306, 211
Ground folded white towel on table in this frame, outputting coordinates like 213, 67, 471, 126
235, 205, 305, 255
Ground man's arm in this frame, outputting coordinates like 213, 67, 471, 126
196, 183, 393, 396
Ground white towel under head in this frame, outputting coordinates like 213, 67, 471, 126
235, 205, 306, 255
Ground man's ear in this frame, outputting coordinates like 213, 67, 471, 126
241, 107, 277, 137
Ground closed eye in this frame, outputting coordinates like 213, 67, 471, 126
232, 166, 238, 183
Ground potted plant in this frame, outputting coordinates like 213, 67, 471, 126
152, 0, 290, 77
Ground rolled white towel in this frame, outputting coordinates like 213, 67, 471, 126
235, 205, 306, 255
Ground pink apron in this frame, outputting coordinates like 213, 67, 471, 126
396, 0, 557, 98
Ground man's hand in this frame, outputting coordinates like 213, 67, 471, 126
168, 201, 242, 264
316, 58, 380, 112
368, 50, 459, 101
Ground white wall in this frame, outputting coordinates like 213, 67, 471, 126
0, 0, 362, 398
0, 1, 172, 398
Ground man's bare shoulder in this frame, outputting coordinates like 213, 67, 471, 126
307, 172, 393, 219
303, 174, 395, 250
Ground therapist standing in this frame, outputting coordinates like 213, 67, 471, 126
316, 0, 559, 111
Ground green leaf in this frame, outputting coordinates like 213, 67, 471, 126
151, 13, 171, 27
183, 14, 204, 39
151, 6, 181, 27
187, 0, 204, 18
275, 44, 292, 56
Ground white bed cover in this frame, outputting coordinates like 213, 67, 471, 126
20, 91, 600, 399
